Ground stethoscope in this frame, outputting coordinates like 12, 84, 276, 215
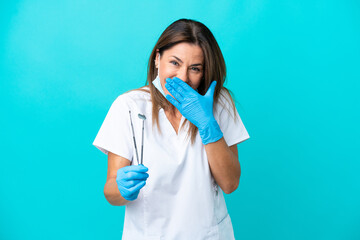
128, 111, 146, 165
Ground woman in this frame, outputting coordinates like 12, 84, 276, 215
93, 18, 250, 239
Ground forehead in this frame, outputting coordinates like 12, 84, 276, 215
163, 42, 204, 62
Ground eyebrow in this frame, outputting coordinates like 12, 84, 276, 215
171, 55, 203, 67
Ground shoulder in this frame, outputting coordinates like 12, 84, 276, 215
114, 86, 151, 106
112, 86, 151, 113
214, 87, 235, 115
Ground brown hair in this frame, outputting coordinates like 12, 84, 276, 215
129, 18, 238, 144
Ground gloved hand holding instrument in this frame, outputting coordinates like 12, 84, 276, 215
115, 111, 148, 201
165, 77, 223, 145
116, 164, 149, 201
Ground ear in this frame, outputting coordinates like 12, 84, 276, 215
154, 52, 159, 68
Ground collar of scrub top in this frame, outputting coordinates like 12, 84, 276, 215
128, 111, 146, 165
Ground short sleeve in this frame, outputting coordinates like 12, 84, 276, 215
215, 93, 250, 147
92, 95, 133, 161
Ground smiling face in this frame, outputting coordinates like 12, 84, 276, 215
155, 42, 204, 97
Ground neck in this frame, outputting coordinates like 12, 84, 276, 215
165, 105, 181, 119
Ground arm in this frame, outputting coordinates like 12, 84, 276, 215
164, 78, 241, 193
104, 152, 131, 206
205, 140, 240, 194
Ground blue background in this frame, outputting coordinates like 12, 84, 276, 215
1, 1, 359, 239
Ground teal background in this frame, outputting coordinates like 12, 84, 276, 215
1, 0, 359, 239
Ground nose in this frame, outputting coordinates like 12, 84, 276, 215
176, 68, 189, 84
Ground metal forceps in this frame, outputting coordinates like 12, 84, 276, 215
128, 110, 146, 165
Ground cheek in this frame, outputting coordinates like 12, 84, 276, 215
190, 74, 203, 88
159, 64, 176, 77
193, 82, 201, 89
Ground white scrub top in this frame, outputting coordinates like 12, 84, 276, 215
93, 86, 250, 240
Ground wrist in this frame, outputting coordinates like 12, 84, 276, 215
199, 119, 223, 145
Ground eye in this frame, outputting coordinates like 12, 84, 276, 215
170, 61, 179, 66
191, 67, 201, 72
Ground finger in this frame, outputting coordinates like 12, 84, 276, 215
128, 180, 146, 194
205, 81, 217, 98
122, 164, 148, 173
171, 77, 194, 93
165, 94, 182, 110
124, 179, 144, 188
127, 188, 143, 201
165, 82, 184, 102
167, 78, 187, 98
126, 192, 139, 201
121, 188, 139, 201
124, 171, 149, 181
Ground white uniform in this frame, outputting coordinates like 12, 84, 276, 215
93, 86, 250, 240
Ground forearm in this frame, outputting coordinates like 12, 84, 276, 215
104, 177, 130, 206
205, 137, 240, 194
